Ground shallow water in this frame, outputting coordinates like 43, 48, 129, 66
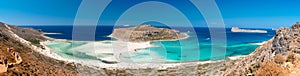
24, 26, 275, 63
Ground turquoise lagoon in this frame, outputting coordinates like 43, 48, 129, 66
23, 26, 275, 63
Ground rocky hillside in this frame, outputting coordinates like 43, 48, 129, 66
109, 25, 188, 42
2, 21, 300, 75
0, 22, 79, 75
223, 22, 300, 75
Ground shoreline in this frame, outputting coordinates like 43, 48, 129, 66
39, 41, 74, 62
2, 27, 71, 62
40, 37, 249, 70
38, 31, 251, 70
40, 41, 224, 69
39, 36, 221, 69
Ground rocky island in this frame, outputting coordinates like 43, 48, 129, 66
231, 27, 268, 33
109, 25, 188, 42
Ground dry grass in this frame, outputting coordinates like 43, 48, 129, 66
255, 61, 289, 76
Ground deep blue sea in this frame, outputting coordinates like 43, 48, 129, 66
21, 26, 276, 62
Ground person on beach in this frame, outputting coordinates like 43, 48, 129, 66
15, 52, 19, 59
15, 52, 22, 64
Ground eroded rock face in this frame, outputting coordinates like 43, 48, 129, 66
109, 25, 188, 42
223, 22, 300, 75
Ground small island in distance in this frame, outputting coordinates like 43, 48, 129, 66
231, 27, 268, 33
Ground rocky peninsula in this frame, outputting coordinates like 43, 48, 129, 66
109, 25, 188, 42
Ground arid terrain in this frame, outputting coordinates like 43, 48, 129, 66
0, 22, 79, 76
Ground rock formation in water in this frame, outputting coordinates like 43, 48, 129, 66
223, 22, 300, 75
231, 27, 267, 33
109, 25, 188, 42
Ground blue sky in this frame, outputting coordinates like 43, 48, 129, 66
0, 0, 300, 28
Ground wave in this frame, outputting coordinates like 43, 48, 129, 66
44, 32, 62, 35
248, 41, 267, 45
227, 41, 267, 48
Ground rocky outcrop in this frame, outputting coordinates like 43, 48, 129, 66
223, 22, 300, 75
109, 25, 188, 42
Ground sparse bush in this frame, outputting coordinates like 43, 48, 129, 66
29, 39, 45, 49
287, 53, 296, 63
275, 54, 286, 64
250, 63, 260, 73
30, 39, 40, 45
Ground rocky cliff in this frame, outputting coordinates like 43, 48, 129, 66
109, 25, 188, 42
223, 22, 300, 75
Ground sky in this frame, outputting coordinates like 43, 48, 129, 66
0, 0, 300, 28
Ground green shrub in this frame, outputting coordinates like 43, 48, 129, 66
30, 39, 40, 45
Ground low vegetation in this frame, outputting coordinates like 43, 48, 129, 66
255, 61, 289, 76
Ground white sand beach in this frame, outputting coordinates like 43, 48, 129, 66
39, 39, 231, 70
227, 55, 247, 60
